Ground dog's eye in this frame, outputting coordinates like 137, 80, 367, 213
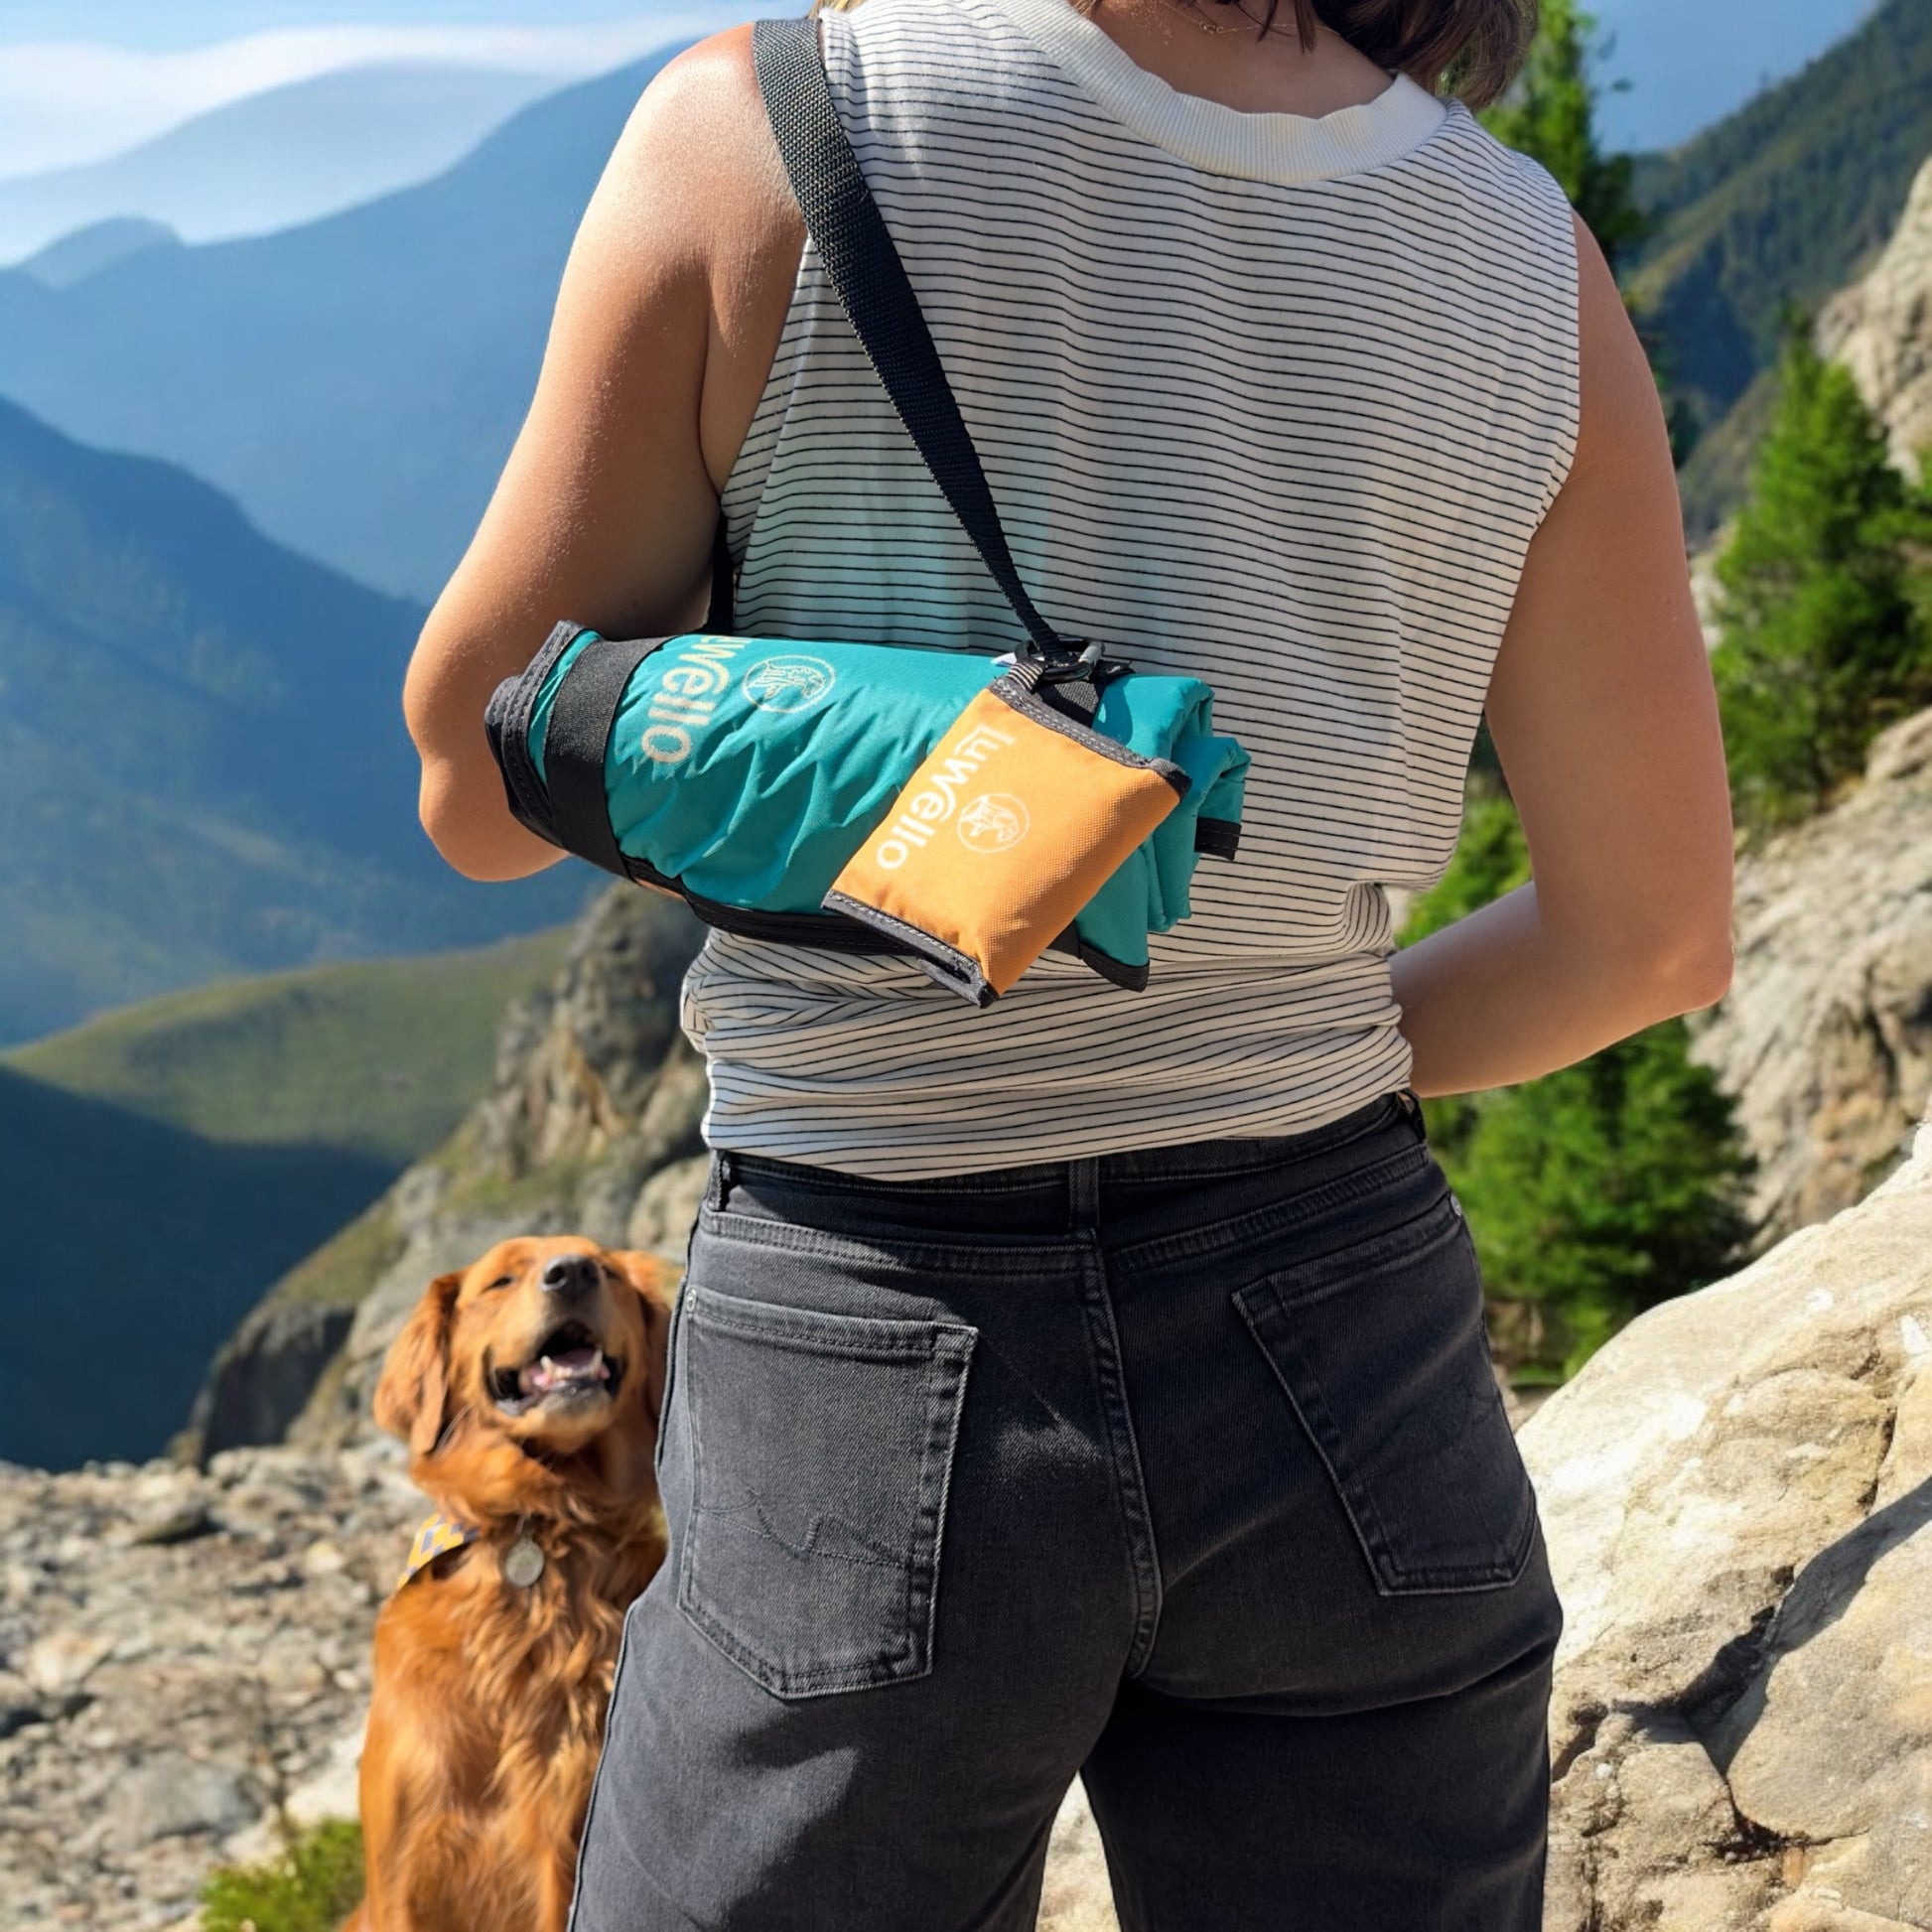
486, 1275, 516, 1292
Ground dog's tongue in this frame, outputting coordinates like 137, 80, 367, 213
519, 1346, 607, 1397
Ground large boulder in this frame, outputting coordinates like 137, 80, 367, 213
1690, 707, 1932, 1243
1820, 155, 1932, 482
1523, 1109, 1932, 1931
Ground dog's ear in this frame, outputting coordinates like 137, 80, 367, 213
373, 1272, 464, 1458
609, 1251, 678, 1429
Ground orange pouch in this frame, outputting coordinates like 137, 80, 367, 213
824, 673, 1187, 1006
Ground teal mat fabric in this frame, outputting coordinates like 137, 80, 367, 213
529, 631, 1248, 971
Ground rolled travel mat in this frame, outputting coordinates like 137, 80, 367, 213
485, 623, 1248, 1001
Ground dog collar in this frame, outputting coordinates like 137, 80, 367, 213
396, 1511, 480, 1590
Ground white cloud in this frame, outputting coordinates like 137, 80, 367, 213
0, 11, 743, 180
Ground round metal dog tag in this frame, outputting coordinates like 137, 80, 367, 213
503, 1536, 546, 1587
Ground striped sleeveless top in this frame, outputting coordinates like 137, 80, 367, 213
686, 0, 1581, 1177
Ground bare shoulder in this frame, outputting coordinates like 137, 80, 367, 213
555, 24, 803, 483
1567, 210, 1669, 483
585, 26, 801, 293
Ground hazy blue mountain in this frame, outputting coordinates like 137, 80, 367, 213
18, 217, 183, 289
0, 46, 684, 599
0, 395, 589, 1043
0, 63, 560, 266
1628, 0, 1932, 532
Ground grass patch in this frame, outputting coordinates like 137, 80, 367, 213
8, 929, 568, 1164
201, 1820, 363, 1932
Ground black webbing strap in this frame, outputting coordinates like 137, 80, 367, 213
707, 516, 736, 631
543, 635, 658, 877
753, 16, 1072, 665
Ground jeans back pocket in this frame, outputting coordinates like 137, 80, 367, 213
675, 1285, 977, 1698
1234, 1193, 1536, 1595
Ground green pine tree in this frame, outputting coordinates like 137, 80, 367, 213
1408, 1, 1752, 1380
1715, 326, 1932, 826
1482, 0, 1647, 271
1400, 797, 1749, 1382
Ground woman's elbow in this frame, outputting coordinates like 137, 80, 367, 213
1642, 916, 1735, 1018
416, 760, 561, 882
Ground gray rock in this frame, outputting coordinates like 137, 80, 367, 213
1820, 155, 1932, 482
1690, 708, 1932, 1246
20, 1630, 111, 1697
1520, 1112, 1932, 1930
0, 1668, 44, 1739
184, 1299, 356, 1461
0, 1445, 419, 1924
111, 1754, 255, 1846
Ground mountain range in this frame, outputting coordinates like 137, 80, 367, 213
0, 63, 560, 267
0, 7, 1912, 591
0, 394, 589, 1042
0, 45, 684, 600
1633, 0, 1932, 532
1590, 0, 1874, 154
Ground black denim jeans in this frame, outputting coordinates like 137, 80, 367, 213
570, 1094, 1562, 1931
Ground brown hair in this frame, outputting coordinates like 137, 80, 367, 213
816, 0, 1539, 110
1288, 0, 1538, 109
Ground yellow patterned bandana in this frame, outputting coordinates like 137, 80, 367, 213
397, 1512, 480, 1590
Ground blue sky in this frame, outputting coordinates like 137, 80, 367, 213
0, 1, 665, 36
0, 0, 1888, 156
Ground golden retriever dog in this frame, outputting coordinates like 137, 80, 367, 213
345, 1236, 675, 1932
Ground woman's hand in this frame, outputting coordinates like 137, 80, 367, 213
401, 28, 798, 880
1391, 214, 1735, 1095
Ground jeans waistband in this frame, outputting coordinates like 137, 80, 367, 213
710, 1090, 1427, 1239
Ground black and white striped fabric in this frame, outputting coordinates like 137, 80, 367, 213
688, 0, 1581, 1177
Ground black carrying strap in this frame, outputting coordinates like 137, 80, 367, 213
542, 632, 657, 877
753, 15, 1078, 668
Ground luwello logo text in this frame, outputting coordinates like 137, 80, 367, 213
638, 635, 747, 764
875, 722, 1018, 870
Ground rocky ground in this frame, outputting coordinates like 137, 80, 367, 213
0, 1445, 416, 1929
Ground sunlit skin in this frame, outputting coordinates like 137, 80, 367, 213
402, 0, 1732, 1102
345, 1237, 676, 1932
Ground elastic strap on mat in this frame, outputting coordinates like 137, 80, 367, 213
753, 16, 1073, 667
707, 517, 736, 632
542, 636, 658, 878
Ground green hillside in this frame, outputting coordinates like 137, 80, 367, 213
10, 929, 569, 1166
1630, 0, 1932, 534
0, 931, 567, 1470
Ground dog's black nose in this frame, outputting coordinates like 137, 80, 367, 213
540, 1253, 600, 1297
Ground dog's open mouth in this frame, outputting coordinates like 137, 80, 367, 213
486, 1321, 625, 1417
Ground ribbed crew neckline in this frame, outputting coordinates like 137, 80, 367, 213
970, 0, 1450, 184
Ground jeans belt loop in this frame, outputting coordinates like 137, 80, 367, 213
1068, 1157, 1101, 1232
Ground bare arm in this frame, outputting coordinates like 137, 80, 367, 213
1390, 215, 1734, 1095
401, 28, 798, 880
